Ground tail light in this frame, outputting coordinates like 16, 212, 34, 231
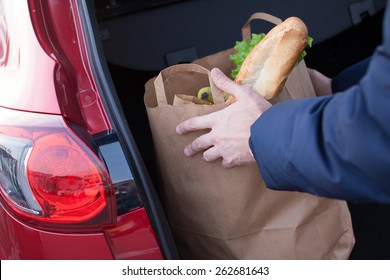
0, 108, 116, 232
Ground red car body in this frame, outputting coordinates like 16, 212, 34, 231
0, 0, 177, 259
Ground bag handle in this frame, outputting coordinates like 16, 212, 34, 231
241, 12, 282, 41
154, 63, 225, 106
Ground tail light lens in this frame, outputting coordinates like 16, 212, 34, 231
0, 108, 116, 232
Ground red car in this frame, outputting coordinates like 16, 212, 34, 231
0, 0, 178, 260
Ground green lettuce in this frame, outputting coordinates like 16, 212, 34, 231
229, 34, 313, 79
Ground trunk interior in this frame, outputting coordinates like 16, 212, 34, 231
91, 0, 390, 259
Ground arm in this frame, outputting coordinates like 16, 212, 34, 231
331, 57, 372, 92
251, 43, 390, 203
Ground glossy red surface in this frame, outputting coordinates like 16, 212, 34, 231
0, 204, 163, 259
0, 204, 114, 259
0, 1, 60, 114
105, 208, 164, 260
0, 201, 162, 259
28, 0, 111, 134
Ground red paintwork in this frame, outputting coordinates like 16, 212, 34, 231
0, 204, 162, 260
0, 0, 60, 114
0, 203, 113, 260
105, 208, 163, 260
28, 0, 111, 135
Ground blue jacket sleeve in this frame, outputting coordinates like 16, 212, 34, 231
249, 4, 390, 203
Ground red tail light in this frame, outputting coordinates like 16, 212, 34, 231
28, 133, 109, 222
0, 108, 116, 232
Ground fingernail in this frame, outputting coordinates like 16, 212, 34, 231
211, 68, 222, 78
184, 147, 190, 157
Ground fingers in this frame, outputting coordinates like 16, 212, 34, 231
204, 148, 241, 169
183, 133, 214, 157
202, 146, 220, 162
211, 68, 247, 100
176, 111, 216, 135
187, 142, 225, 165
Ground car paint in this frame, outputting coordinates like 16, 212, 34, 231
0, 0, 59, 114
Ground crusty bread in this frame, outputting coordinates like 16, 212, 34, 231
234, 17, 308, 100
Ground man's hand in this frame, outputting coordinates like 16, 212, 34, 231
176, 68, 272, 168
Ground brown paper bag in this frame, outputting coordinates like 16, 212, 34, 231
144, 64, 354, 259
143, 13, 355, 259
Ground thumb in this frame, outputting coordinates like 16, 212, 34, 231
211, 68, 247, 100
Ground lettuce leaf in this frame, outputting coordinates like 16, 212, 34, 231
229, 34, 313, 79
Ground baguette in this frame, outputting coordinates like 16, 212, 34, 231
233, 17, 308, 100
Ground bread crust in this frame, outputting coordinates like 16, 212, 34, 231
234, 17, 308, 100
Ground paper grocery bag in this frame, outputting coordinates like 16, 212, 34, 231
144, 62, 354, 259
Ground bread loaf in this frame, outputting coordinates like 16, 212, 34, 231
234, 17, 308, 100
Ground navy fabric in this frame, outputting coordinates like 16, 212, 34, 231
250, 0, 390, 203
331, 56, 371, 92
